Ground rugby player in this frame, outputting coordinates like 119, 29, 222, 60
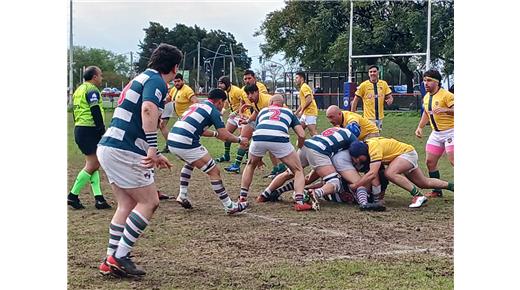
415, 69, 454, 198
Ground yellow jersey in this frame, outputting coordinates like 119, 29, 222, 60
251, 92, 271, 113
366, 137, 415, 164
241, 81, 268, 94
355, 80, 392, 120
298, 83, 318, 116
226, 85, 247, 113
340, 111, 379, 140
169, 84, 195, 117
423, 88, 454, 131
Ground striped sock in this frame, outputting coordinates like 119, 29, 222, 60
409, 185, 422, 196
115, 210, 149, 259
90, 170, 103, 197
106, 223, 124, 256
70, 169, 91, 195
261, 188, 272, 198
179, 164, 194, 199
210, 180, 232, 207
356, 187, 369, 206
240, 187, 249, 198
234, 148, 246, 166
293, 192, 304, 204
429, 171, 442, 194
313, 188, 324, 199
273, 181, 294, 195
224, 142, 231, 158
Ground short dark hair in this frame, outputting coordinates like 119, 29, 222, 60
243, 83, 259, 94
243, 69, 255, 77
208, 88, 227, 100
84, 66, 100, 81
147, 43, 183, 74
174, 73, 183, 80
218, 76, 231, 89
296, 71, 306, 80
368, 65, 379, 71
423, 69, 442, 82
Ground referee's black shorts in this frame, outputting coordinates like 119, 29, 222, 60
74, 126, 103, 155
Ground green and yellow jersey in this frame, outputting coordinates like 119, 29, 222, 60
366, 137, 415, 165
73, 82, 104, 126
423, 88, 454, 131
355, 80, 392, 120
298, 83, 318, 116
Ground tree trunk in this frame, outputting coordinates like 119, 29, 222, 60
391, 57, 415, 93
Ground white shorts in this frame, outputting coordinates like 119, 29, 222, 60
161, 102, 174, 119
298, 146, 332, 169
227, 114, 242, 128
169, 145, 208, 164
369, 119, 383, 131
396, 150, 419, 173
331, 150, 356, 172
249, 140, 295, 159
97, 145, 155, 189
300, 115, 317, 125
426, 128, 454, 155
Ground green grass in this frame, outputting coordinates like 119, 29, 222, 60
67, 110, 453, 289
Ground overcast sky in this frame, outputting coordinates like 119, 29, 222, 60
73, 0, 287, 71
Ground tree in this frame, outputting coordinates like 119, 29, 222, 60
137, 22, 252, 88
71, 46, 131, 89
256, 0, 454, 92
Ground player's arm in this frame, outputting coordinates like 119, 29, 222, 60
433, 105, 454, 115
351, 161, 381, 189
384, 92, 393, 105
415, 111, 429, 138
301, 94, 313, 112
241, 110, 258, 125
350, 95, 360, 112
189, 94, 199, 104
86, 91, 105, 134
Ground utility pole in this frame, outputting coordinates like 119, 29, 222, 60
196, 41, 200, 90
229, 44, 238, 86
69, 0, 73, 105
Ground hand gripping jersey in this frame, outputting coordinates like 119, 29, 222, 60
99, 69, 167, 156
253, 105, 301, 143
304, 127, 357, 157
168, 100, 225, 149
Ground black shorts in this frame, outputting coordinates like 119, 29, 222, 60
74, 126, 103, 155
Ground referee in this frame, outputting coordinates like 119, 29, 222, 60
68, 66, 111, 209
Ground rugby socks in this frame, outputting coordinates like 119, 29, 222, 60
210, 180, 232, 207
276, 163, 287, 173
429, 170, 442, 194
179, 164, 194, 199
293, 192, 305, 204
106, 223, 124, 256
233, 148, 247, 166
447, 182, 454, 191
115, 210, 149, 259
240, 187, 249, 198
223, 142, 231, 159
409, 185, 422, 196
260, 188, 272, 199
372, 185, 382, 203
313, 188, 324, 199
90, 170, 103, 197
355, 187, 369, 206
70, 169, 91, 195
273, 181, 294, 195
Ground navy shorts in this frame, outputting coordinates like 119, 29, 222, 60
74, 126, 103, 155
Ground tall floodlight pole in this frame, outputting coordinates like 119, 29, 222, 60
229, 44, 239, 86
348, 0, 354, 82
69, 0, 74, 103
426, 0, 431, 70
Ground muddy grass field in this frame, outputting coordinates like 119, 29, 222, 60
68, 111, 454, 289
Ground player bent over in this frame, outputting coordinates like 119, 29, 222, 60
168, 88, 249, 214
348, 138, 454, 208
261, 126, 371, 210
237, 94, 307, 209
96, 44, 180, 277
